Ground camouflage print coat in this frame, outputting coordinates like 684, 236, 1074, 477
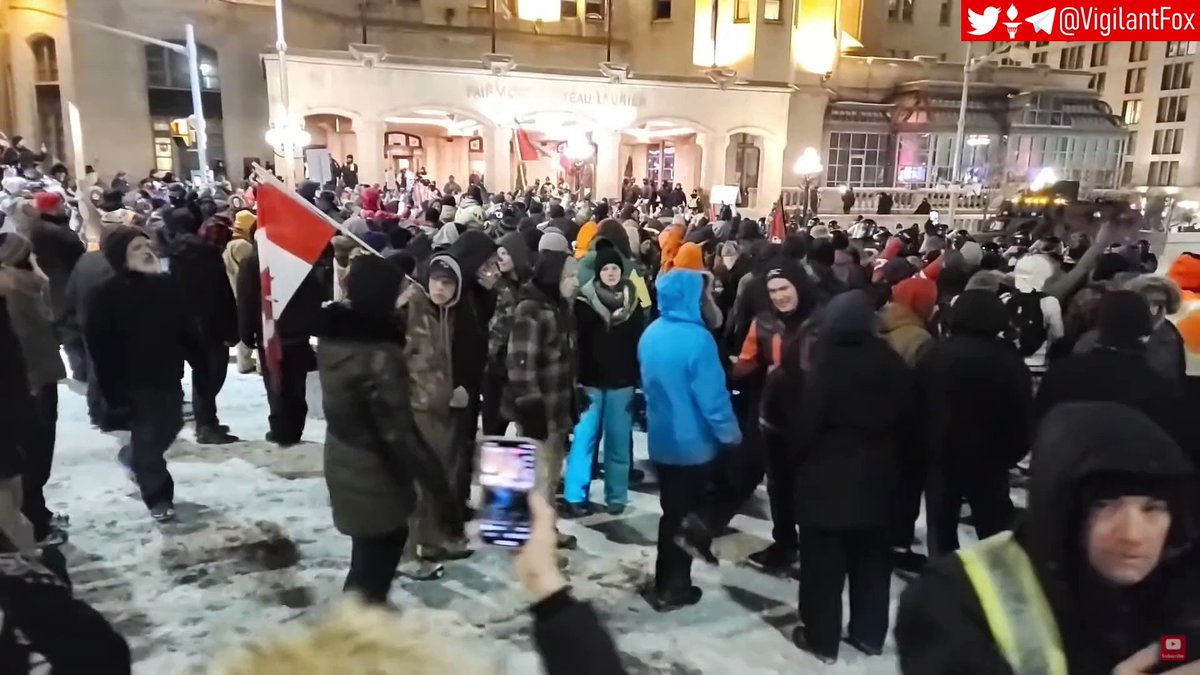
504, 284, 579, 434
486, 275, 519, 375
404, 287, 456, 453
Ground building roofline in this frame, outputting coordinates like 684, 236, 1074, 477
262, 49, 796, 94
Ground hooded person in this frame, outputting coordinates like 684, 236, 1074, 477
85, 226, 195, 522
896, 403, 1200, 674
729, 257, 822, 573
401, 253, 468, 577
543, 203, 575, 240
914, 290, 1033, 561
1005, 253, 1064, 372
788, 290, 918, 663
312, 255, 458, 602
657, 219, 686, 275
505, 251, 581, 550
0, 233, 67, 545
443, 231, 500, 522
1034, 291, 1189, 455
161, 208, 239, 445
1118, 275, 1186, 385
21, 191, 85, 379
562, 247, 645, 519
806, 238, 848, 297
482, 231, 535, 436
880, 276, 936, 367
637, 268, 741, 612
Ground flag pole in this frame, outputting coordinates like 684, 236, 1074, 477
252, 162, 383, 257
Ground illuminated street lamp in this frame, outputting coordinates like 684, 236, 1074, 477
265, 121, 311, 158
1031, 167, 1059, 191
794, 146, 824, 221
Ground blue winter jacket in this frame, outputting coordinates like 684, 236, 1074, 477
638, 270, 742, 465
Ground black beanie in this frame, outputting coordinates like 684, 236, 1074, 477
1097, 290, 1152, 349
100, 226, 149, 273
386, 250, 416, 278
346, 256, 403, 319
594, 247, 625, 280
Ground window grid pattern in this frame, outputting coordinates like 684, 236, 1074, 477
1125, 67, 1145, 94
1153, 128, 1184, 155
1157, 96, 1188, 123
1149, 160, 1179, 186
826, 132, 892, 188
1162, 62, 1192, 91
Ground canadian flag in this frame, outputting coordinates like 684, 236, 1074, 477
253, 170, 337, 391
768, 194, 787, 242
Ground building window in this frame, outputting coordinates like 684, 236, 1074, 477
1128, 131, 1137, 154
1090, 43, 1108, 67
468, 0, 488, 8
731, 134, 761, 204
826, 132, 891, 188
561, 0, 578, 18
1006, 134, 1125, 189
1157, 95, 1188, 123
1149, 160, 1180, 186
1090, 72, 1106, 93
1059, 45, 1085, 70
1166, 41, 1197, 58
1129, 42, 1149, 62
1162, 62, 1192, 91
1032, 51, 1047, 65
583, 0, 604, 20
888, 0, 914, 22
734, 0, 750, 22
30, 35, 58, 83
1035, 41, 1049, 47
1121, 161, 1133, 185
1125, 67, 1145, 94
1153, 128, 1184, 155
646, 145, 675, 183
764, 0, 781, 22
145, 43, 219, 90
652, 0, 670, 20
939, 0, 952, 26
1122, 99, 1142, 125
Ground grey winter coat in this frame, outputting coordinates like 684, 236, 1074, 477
315, 304, 456, 538
0, 267, 65, 391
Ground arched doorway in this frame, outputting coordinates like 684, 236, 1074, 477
621, 119, 706, 202
512, 111, 599, 193
382, 109, 486, 192
302, 114, 358, 187
726, 132, 763, 208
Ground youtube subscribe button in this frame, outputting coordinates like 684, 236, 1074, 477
962, 1, 1200, 41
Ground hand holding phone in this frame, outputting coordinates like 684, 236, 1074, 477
514, 492, 567, 602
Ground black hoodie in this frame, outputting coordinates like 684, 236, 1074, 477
166, 234, 237, 345
917, 290, 1033, 469
897, 403, 1200, 674
446, 230, 498, 392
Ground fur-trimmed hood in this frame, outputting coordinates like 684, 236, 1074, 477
1125, 274, 1183, 315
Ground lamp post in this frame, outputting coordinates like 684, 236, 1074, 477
272, 0, 298, 187
794, 146, 823, 222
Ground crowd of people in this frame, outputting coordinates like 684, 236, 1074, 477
0, 146, 1198, 673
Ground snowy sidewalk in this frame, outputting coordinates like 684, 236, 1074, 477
50, 366, 913, 674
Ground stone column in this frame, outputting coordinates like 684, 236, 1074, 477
356, 118, 387, 186
758, 135, 787, 213
593, 129, 622, 201
485, 124, 513, 192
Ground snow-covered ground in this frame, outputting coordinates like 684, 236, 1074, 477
46, 362, 981, 674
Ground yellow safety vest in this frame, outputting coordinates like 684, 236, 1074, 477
957, 531, 1069, 675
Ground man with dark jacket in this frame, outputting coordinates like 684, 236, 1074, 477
916, 290, 1033, 558
85, 227, 194, 522
483, 231, 534, 435
62, 246, 117, 428
0, 297, 33, 549
445, 231, 499, 519
544, 203, 579, 244
1035, 291, 1188, 455
163, 209, 239, 444
237, 247, 324, 447
896, 403, 1200, 673
507, 251, 580, 549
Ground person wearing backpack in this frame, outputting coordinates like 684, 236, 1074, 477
1002, 254, 1063, 373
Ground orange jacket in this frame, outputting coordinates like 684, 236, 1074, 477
658, 225, 685, 274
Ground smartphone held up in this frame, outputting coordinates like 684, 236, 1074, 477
477, 437, 539, 548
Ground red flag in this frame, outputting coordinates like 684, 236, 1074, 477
254, 177, 336, 391
515, 128, 540, 162
769, 194, 786, 242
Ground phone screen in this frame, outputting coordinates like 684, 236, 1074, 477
477, 438, 538, 547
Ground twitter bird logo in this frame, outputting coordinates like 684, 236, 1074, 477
967, 6, 1000, 35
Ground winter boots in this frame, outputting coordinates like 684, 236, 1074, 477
196, 425, 239, 445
